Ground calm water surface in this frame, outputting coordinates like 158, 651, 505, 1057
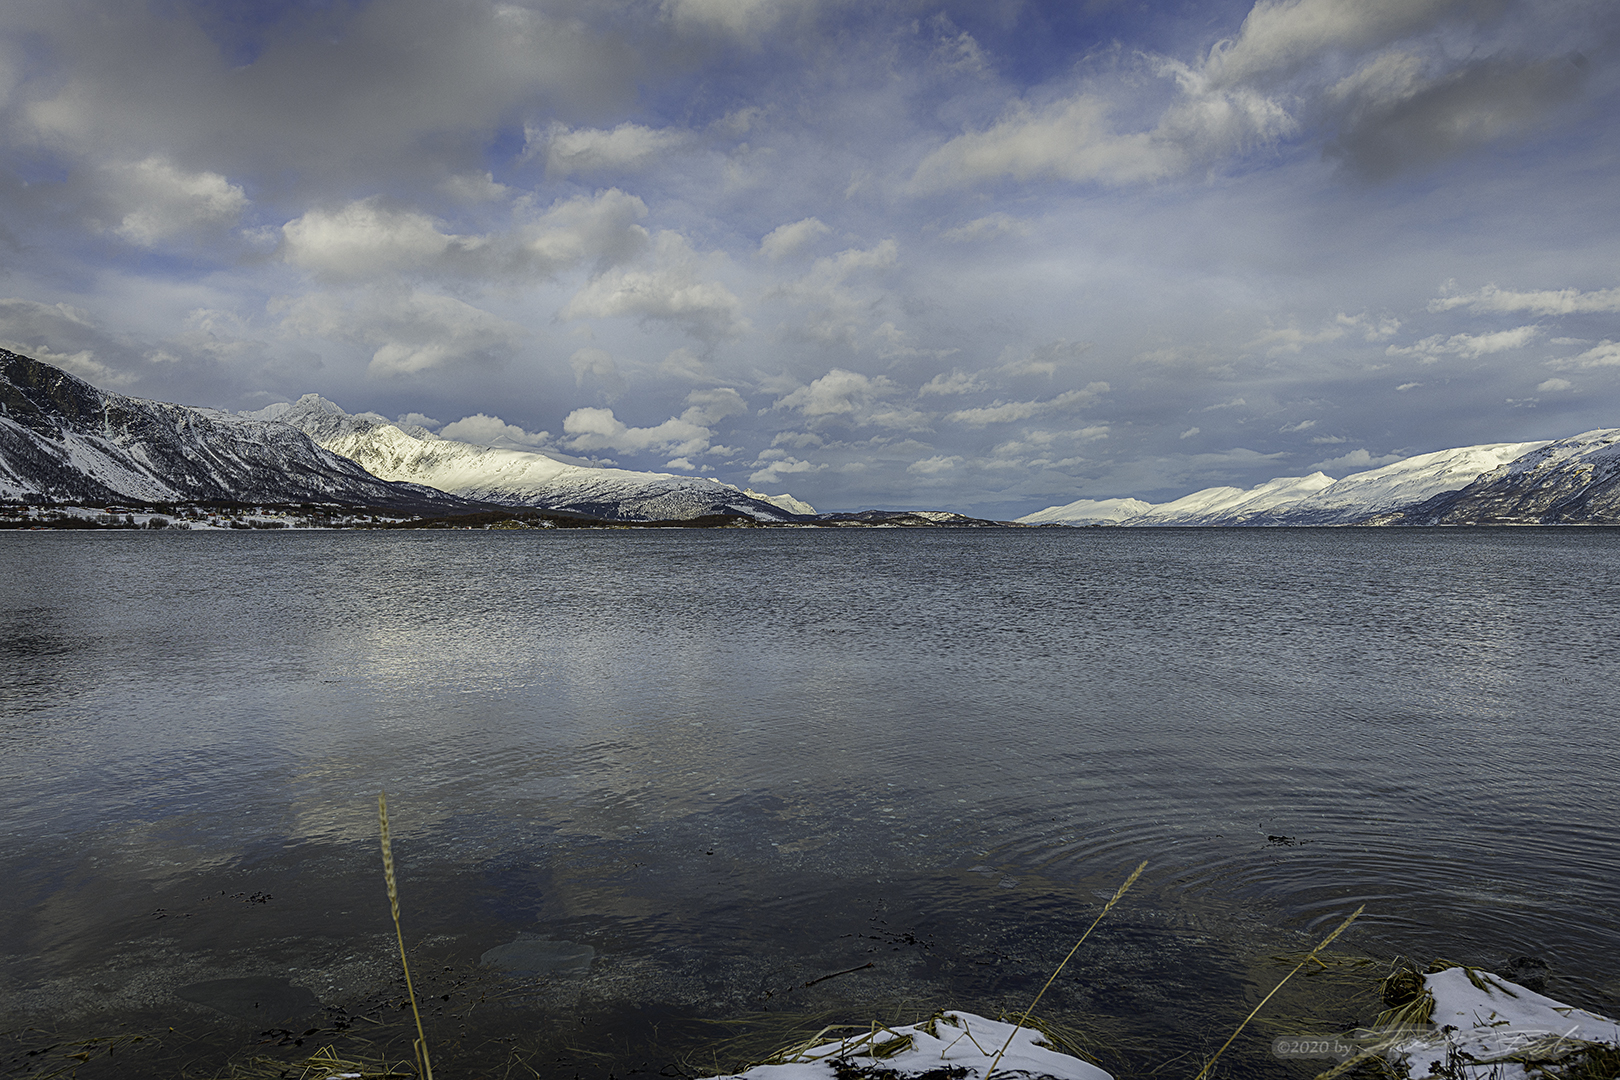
2, 528, 1617, 1078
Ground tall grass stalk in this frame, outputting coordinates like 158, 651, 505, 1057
985, 860, 1148, 1078
1191, 905, 1364, 1080
378, 791, 434, 1080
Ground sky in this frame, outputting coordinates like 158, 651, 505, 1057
1, 0, 1617, 516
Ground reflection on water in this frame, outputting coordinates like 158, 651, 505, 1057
1, 528, 1618, 1077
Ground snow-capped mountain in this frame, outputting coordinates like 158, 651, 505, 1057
1132, 472, 1337, 526
1017, 497, 1155, 526
1246, 442, 1548, 525
1015, 437, 1619, 527
267, 394, 812, 522
0, 350, 476, 510
1385, 429, 1620, 525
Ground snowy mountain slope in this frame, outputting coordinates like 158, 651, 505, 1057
0, 350, 476, 509
1133, 473, 1336, 525
1386, 429, 1620, 524
1016, 497, 1156, 525
1252, 442, 1549, 525
270, 395, 811, 522
1016, 440, 1569, 527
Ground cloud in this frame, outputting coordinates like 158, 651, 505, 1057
1180, 427, 1200, 439
569, 347, 629, 401
438, 413, 551, 449
1535, 377, 1572, 392
1386, 325, 1540, 361
0, 298, 138, 386
999, 340, 1091, 377
562, 231, 746, 342
281, 189, 651, 283
918, 370, 987, 396
771, 239, 899, 345
277, 289, 527, 376
661, 0, 815, 38
105, 156, 247, 246
760, 217, 830, 259
773, 368, 893, 417
1206, 0, 1470, 87
940, 213, 1030, 242
1309, 447, 1406, 472
912, 96, 1182, 190
1545, 340, 1620, 370
563, 407, 712, 457
531, 121, 689, 176
560, 387, 748, 459
1328, 56, 1587, 180
946, 383, 1109, 426
1429, 283, 1620, 315
283, 199, 481, 280
748, 450, 827, 486
908, 455, 962, 475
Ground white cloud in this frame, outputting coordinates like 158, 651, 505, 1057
561, 387, 747, 459
661, 0, 814, 38
1396, 381, 1422, 391
106, 156, 247, 246
1545, 340, 1620, 370
918, 370, 987, 396
1309, 447, 1405, 472
760, 217, 830, 260
1535, 377, 1573, 392
908, 455, 962, 475
283, 199, 477, 280
438, 413, 551, 449
1386, 325, 1540, 361
532, 121, 689, 176
1279, 419, 1316, 432
1180, 427, 1200, 439
397, 411, 440, 429
773, 368, 893, 417
940, 213, 1030, 243
1206, 0, 1466, 87
1428, 283, 1620, 315
282, 189, 650, 284
748, 452, 827, 486
563, 406, 712, 457
277, 289, 527, 376
913, 96, 1181, 190
562, 231, 746, 342
521, 189, 651, 276
946, 383, 1109, 426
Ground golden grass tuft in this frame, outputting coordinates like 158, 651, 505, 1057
377, 792, 433, 1080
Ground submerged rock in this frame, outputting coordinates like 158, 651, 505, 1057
173, 976, 321, 1022
479, 934, 595, 976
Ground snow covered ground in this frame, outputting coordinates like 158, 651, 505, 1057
695, 1011, 1111, 1080
1387, 967, 1620, 1080
685, 969, 1620, 1080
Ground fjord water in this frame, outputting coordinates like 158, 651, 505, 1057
2, 528, 1617, 1077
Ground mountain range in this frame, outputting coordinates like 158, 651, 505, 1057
1018, 433, 1620, 526
0, 350, 810, 521
4, 349, 1617, 525
256, 394, 808, 522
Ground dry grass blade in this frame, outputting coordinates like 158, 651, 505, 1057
986, 859, 1147, 1078
1192, 905, 1364, 1080
378, 791, 434, 1080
